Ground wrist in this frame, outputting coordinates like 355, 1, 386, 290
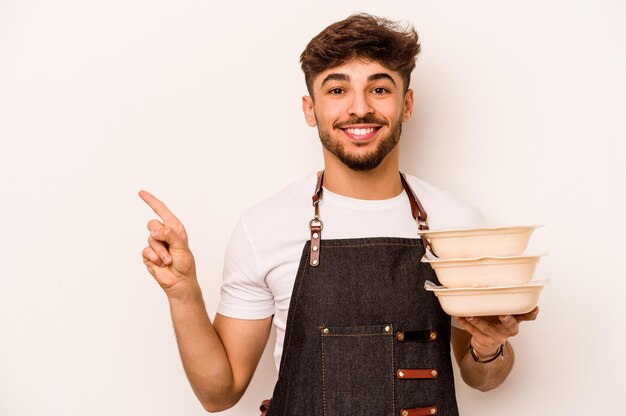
166, 280, 203, 304
469, 343, 504, 363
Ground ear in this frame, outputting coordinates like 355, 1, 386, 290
302, 95, 317, 127
401, 89, 414, 123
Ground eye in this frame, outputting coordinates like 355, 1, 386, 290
372, 87, 390, 94
328, 87, 345, 95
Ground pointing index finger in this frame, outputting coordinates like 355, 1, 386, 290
138, 190, 180, 225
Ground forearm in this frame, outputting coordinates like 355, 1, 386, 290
167, 285, 237, 411
459, 341, 514, 392
140, 193, 252, 411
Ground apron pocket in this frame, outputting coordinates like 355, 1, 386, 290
320, 323, 395, 416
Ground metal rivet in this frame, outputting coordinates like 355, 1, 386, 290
396, 332, 404, 341
402, 411, 409, 416
313, 232, 319, 239
312, 259, 318, 265
430, 408, 437, 415
431, 370, 438, 377
430, 331, 438, 340
323, 328, 329, 334
384, 325, 391, 333
312, 245, 318, 251
398, 371, 405, 378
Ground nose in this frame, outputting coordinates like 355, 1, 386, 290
347, 91, 374, 118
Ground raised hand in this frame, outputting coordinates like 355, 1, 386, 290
139, 190, 197, 297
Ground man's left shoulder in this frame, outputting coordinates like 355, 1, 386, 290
403, 174, 486, 229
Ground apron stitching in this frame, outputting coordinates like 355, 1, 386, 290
320, 331, 394, 415
282, 250, 310, 362
322, 242, 422, 249
278, 249, 311, 414
266, 174, 458, 414
391, 330, 396, 416
323, 333, 390, 337
321, 335, 327, 416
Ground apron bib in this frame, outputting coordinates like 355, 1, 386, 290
263, 172, 458, 416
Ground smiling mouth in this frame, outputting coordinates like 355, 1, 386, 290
340, 126, 381, 140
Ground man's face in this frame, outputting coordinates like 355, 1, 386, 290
302, 60, 414, 171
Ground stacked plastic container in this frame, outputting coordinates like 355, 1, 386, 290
419, 226, 547, 317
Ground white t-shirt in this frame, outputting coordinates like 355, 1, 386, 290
217, 172, 485, 370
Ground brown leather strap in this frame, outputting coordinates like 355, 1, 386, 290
309, 171, 431, 266
309, 171, 324, 267
399, 406, 438, 416
312, 171, 427, 226
259, 399, 271, 416
399, 172, 428, 230
399, 172, 432, 253
396, 330, 438, 342
309, 223, 321, 266
312, 170, 324, 206
396, 368, 439, 379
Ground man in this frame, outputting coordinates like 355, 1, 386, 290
140, 13, 538, 415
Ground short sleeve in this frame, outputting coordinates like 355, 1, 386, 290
216, 217, 275, 319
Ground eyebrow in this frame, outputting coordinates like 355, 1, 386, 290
321, 73, 349, 86
368, 73, 396, 86
320, 72, 397, 87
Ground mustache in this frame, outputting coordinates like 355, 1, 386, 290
333, 116, 388, 129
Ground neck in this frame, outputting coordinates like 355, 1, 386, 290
322, 147, 403, 200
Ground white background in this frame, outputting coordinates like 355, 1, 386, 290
1, 1, 625, 414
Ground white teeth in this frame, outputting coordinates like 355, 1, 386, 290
346, 127, 375, 136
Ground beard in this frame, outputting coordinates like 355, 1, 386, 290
317, 115, 403, 171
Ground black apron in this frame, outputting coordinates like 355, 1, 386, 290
263, 172, 458, 416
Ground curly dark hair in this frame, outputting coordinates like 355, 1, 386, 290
300, 13, 421, 96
